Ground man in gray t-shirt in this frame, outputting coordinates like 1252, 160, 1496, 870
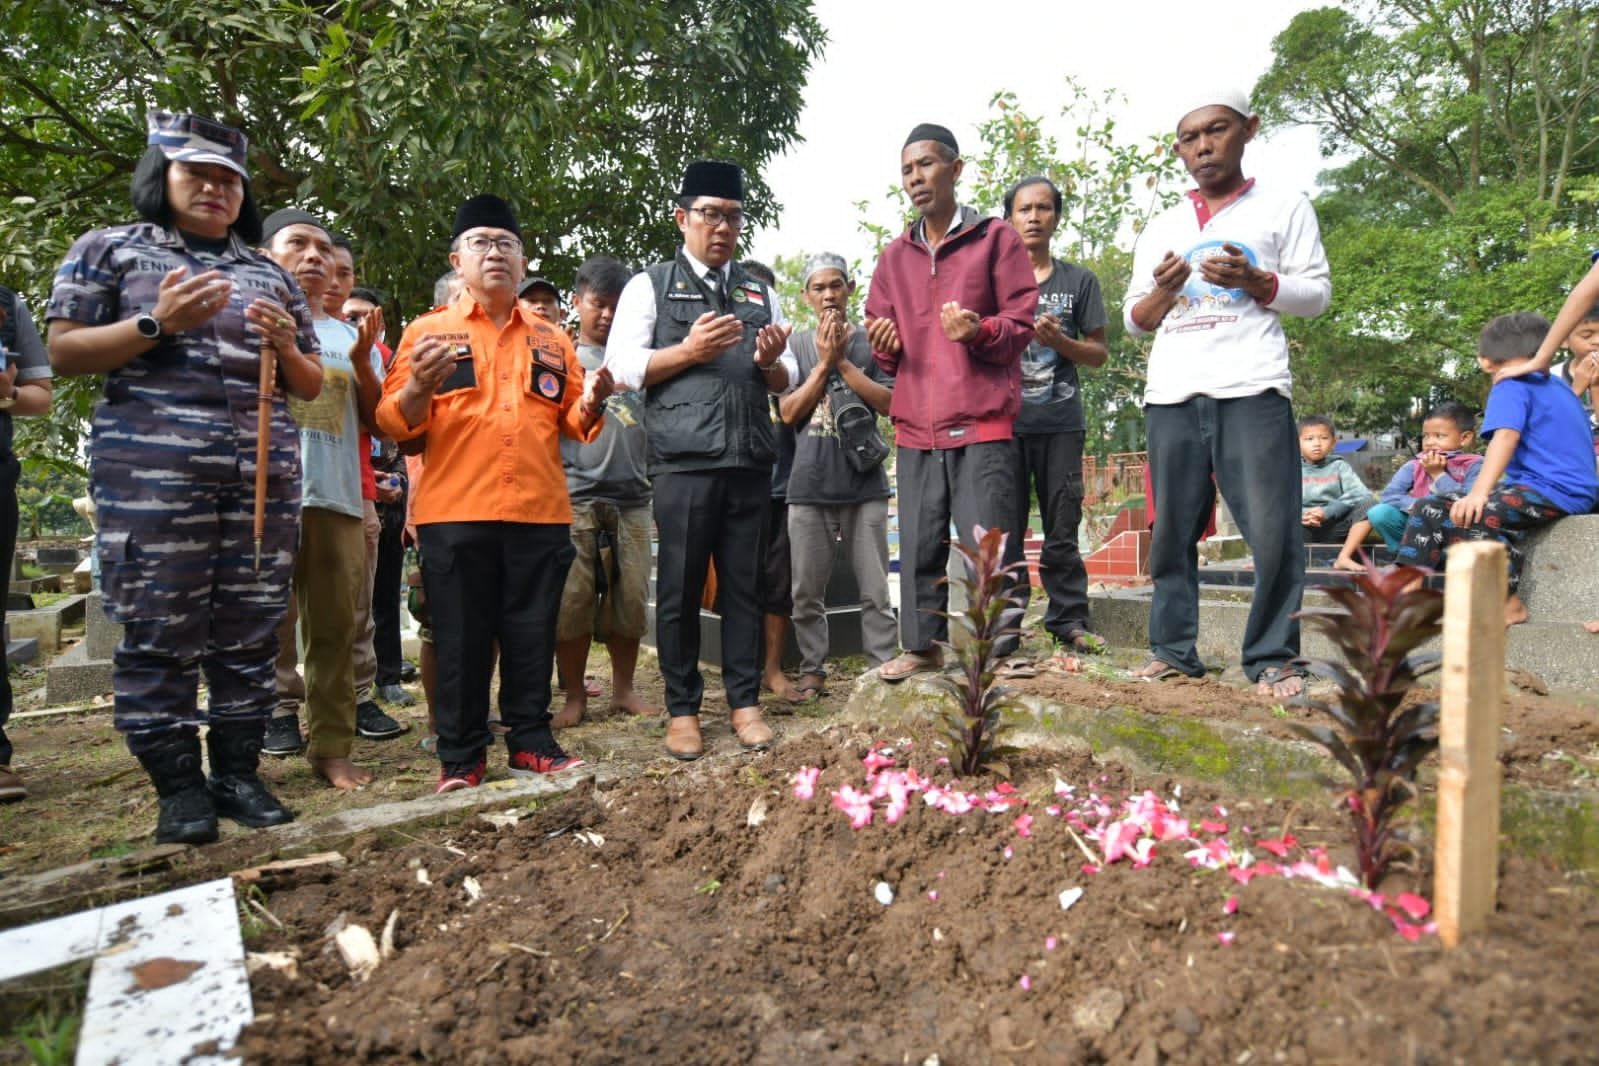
779, 254, 897, 693
1003, 177, 1109, 660
0, 287, 55, 802
553, 256, 659, 726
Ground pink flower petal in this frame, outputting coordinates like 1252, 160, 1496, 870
927, 890, 939, 902
1200, 819, 1228, 834
792, 766, 821, 800
1081, 863, 1100, 875
1045, 936, 1058, 950
1014, 814, 1034, 838
1395, 892, 1431, 920
1003, 845, 1014, 860
1223, 895, 1239, 915
1216, 931, 1235, 945
1018, 974, 1032, 991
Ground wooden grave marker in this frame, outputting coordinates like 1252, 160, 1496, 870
1433, 541, 1506, 948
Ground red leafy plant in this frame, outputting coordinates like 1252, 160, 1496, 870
1293, 561, 1442, 890
932, 525, 1029, 777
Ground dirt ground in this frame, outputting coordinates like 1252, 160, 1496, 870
4, 632, 1598, 1063
230, 724, 1599, 1065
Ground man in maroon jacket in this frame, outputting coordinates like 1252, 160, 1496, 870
865, 123, 1038, 681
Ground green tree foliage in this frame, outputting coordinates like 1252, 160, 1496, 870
1257, 0, 1599, 442
0, 0, 823, 466
851, 81, 1183, 457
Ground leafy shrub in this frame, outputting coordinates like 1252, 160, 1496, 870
1293, 561, 1442, 890
933, 525, 1028, 777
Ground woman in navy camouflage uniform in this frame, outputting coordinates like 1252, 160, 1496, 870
46, 113, 324, 845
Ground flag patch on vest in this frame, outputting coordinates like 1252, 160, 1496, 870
734, 283, 765, 305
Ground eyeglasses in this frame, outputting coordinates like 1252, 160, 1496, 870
460, 234, 524, 256
689, 206, 745, 231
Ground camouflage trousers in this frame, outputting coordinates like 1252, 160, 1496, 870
93, 458, 299, 754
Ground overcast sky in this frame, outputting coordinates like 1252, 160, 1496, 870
745, 0, 1334, 271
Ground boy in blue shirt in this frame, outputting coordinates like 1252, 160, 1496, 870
1397, 313, 1599, 625
1334, 402, 1482, 571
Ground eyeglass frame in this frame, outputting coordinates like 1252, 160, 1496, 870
458, 233, 525, 256
688, 205, 746, 231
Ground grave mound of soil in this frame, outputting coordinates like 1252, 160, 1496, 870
235, 726, 1598, 1064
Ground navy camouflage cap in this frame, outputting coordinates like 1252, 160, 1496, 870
146, 111, 249, 180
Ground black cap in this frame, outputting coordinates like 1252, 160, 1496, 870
518, 276, 558, 300
260, 208, 327, 245
453, 194, 521, 239
680, 161, 744, 201
903, 123, 959, 155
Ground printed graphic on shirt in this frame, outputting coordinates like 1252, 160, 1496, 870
605, 389, 643, 427
288, 367, 352, 438
1021, 292, 1078, 406
1162, 239, 1257, 335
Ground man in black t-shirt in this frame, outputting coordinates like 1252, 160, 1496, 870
779, 254, 898, 694
1003, 177, 1110, 661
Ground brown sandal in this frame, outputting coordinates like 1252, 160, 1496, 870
879, 650, 942, 683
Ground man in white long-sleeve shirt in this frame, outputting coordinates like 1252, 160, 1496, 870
1122, 89, 1331, 701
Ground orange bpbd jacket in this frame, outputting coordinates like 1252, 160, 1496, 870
376, 296, 599, 526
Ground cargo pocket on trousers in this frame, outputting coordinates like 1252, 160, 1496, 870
97, 529, 153, 624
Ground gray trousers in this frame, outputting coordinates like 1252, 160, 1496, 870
896, 441, 1020, 651
788, 499, 898, 674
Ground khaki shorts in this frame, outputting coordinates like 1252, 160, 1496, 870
557, 499, 651, 642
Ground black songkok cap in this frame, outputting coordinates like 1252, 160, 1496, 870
260, 208, 327, 245
453, 194, 522, 239
680, 161, 744, 201
903, 123, 959, 156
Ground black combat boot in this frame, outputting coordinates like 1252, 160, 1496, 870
135, 731, 219, 845
207, 720, 295, 828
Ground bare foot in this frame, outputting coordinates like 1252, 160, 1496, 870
1255, 667, 1306, 701
1584, 620, 1599, 635
1331, 557, 1366, 573
551, 696, 586, 729
611, 689, 661, 717
1504, 593, 1530, 628
1132, 658, 1183, 681
309, 756, 373, 790
763, 673, 809, 704
796, 672, 827, 698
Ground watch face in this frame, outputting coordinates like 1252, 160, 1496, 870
137, 314, 161, 339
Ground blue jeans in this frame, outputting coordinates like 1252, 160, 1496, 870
1145, 392, 1303, 681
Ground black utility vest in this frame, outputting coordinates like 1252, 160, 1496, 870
643, 254, 776, 475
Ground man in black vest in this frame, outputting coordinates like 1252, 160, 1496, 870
606, 161, 796, 760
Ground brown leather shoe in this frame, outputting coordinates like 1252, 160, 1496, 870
665, 715, 703, 761
730, 706, 774, 751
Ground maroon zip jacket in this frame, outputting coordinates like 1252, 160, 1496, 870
865, 207, 1037, 450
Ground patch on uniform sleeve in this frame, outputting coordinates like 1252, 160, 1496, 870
527, 334, 565, 370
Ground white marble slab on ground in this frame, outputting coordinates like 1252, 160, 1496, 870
0, 877, 253, 1066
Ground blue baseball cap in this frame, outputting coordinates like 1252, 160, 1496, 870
146, 111, 249, 180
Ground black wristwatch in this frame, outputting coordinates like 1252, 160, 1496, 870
135, 313, 164, 340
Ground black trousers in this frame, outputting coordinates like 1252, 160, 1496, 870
896, 441, 1019, 651
653, 468, 769, 717
373, 499, 405, 686
1005, 430, 1090, 641
418, 521, 573, 765
0, 454, 17, 765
